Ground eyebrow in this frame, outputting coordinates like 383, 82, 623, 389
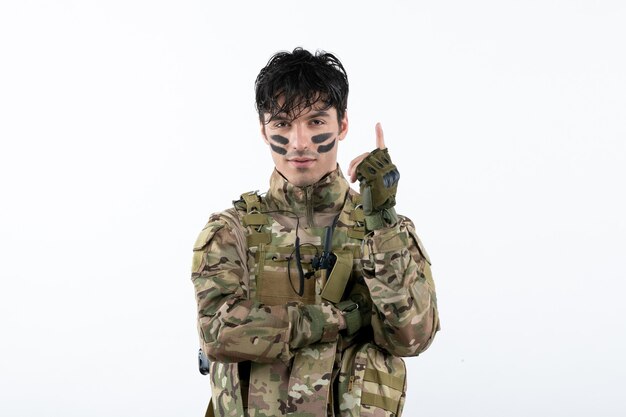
268, 114, 289, 122
307, 111, 331, 119
267, 110, 331, 123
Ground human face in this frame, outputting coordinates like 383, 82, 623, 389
261, 104, 348, 187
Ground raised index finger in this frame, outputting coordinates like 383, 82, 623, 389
375, 122, 386, 149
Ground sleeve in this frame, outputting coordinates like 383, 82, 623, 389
191, 216, 343, 365
361, 216, 440, 357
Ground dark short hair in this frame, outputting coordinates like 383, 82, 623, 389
255, 48, 349, 124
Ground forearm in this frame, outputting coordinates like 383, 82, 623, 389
196, 294, 342, 364
361, 220, 440, 356
193, 219, 344, 364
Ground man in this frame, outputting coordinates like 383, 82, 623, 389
191, 48, 439, 417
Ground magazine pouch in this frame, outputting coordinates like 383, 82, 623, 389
337, 342, 407, 417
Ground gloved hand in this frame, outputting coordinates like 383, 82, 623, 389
356, 147, 400, 213
355, 147, 400, 230
336, 293, 372, 336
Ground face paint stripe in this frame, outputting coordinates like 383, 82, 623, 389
270, 135, 289, 145
270, 143, 287, 155
317, 139, 336, 154
311, 133, 333, 144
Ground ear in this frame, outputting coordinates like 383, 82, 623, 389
338, 110, 349, 141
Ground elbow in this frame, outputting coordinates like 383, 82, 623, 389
382, 333, 428, 358
377, 307, 440, 357
408, 307, 440, 356
198, 314, 243, 363
199, 319, 234, 362
201, 332, 250, 363
200, 321, 253, 363
200, 318, 292, 364
203, 343, 244, 363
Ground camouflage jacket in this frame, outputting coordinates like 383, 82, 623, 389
191, 167, 439, 417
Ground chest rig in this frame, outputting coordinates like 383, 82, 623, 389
235, 189, 366, 306
215, 189, 369, 417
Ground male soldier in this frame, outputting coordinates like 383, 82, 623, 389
191, 48, 439, 417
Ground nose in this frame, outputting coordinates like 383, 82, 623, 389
290, 123, 309, 151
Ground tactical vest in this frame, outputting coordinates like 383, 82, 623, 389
205, 189, 407, 417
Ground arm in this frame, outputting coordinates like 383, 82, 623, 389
361, 216, 440, 357
347, 124, 440, 356
191, 216, 343, 364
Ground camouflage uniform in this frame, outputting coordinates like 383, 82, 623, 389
191, 167, 439, 417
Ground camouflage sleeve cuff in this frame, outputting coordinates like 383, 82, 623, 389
364, 207, 398, 231
319, 303, 342, 343
299, 304, 341, 345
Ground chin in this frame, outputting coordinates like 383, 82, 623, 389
290, 173, 318, 187
291, 178, 314, 187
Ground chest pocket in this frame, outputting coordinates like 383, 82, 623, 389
255, 244, 319, 306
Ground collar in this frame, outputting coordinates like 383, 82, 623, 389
264, 166, 350, 226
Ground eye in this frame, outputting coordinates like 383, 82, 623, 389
310, 119, 325, 126
274, 121, 289, 128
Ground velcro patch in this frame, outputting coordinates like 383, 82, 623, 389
193, 220, 226, 251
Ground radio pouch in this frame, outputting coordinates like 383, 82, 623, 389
321, 250, 353, 304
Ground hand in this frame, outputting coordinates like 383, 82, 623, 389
336, 293, 372, 336
347, 122, 386, 183
347, 123, 400, 230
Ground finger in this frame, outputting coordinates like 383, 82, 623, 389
348, 152, 370, 182
375, 122, 386, 149
348, 153, 367, 182
348, 153, 369, 174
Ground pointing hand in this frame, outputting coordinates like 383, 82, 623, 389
348, 123, 400, 230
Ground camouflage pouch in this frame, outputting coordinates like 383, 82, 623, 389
337, 343, 407, 417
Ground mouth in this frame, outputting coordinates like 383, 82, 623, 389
288, 158, 316, 168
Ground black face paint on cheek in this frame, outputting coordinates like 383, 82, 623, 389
317, 139, 336, 153
270, 143, 287, 155
311, 133, 333, 144
270, 135, 289, 145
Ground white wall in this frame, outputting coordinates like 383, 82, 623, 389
1, 1, 624, 416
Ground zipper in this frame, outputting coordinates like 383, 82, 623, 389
305, 186, 314, 227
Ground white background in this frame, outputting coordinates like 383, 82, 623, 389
1, 1, 625, 416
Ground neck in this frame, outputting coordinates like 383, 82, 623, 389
265, 166, 350, 228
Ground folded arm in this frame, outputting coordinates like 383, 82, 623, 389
191, 217, 343, 364
361, 216, 440, 357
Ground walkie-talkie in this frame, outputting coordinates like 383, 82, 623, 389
198, 349, 210, 375
312, 226, 337, 273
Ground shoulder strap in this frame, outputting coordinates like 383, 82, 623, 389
346, 192, 366, 240
234, 191, 272, 247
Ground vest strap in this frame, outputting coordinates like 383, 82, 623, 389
349, 207, 365, 223
364, 368, 405, 391
242, 212, 269, 226
241, 191, 262, 212
247, 232, 271, 247
238, 191, 272, 247
361, 392, 400, 413
347, 226, 365, 240
348, 194, 366, 240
